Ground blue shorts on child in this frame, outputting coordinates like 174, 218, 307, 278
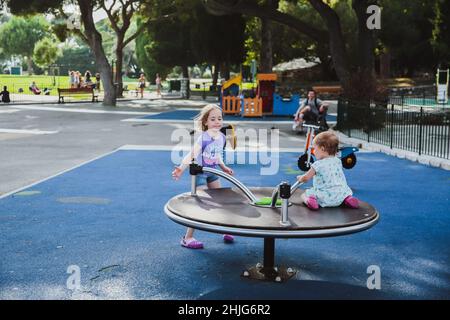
196, 173, 219, 186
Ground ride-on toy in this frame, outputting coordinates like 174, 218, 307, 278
297, 123, 358, 171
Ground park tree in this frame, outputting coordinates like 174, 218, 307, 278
141, 0, 246, 82
55, 45, 96, 76
135, 26, 171, 81
32, 37, 62, 70
142, 0, 199, 79
4, 0, 152, 104
95, 0, 150, 97
244, 14, 326, 78
4, 0, 117, 105
0, 15, 50, 74
204, 0, 381, 98
378, 0, 440, 76
258, 0, 278, 73
189, 2, 246, 82
430, 0, 450, 67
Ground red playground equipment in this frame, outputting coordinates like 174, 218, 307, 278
256, 73, 277, 114
220, 73, 280, 117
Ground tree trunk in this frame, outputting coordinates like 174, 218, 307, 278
317, 45, 337, 80
182, 65, 189, 78
78, 0, 116, 106
259, 0, 278, 73
379, 51, 391, 79
115, 37, 124, 98
308, 0, 351, 87
27, 57, 34, 75
212, 62, 220, 87
221, 62, 230, 80
352, 0, 375, 74
259, 17, 273, 73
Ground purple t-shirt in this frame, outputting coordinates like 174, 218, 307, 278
196, 131, 225, 168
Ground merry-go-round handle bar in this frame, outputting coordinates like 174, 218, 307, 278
270, 180, 304, 207
202, 166, 258, 203
290, 180, 304, 195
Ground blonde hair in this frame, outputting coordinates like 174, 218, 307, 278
194, 104, 223, 131
313, 131, 339, 155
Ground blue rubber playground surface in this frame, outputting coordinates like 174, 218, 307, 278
141, 110, 337, 122
0, 150, 449, 299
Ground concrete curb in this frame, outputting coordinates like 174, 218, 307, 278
332, 130, 450, 171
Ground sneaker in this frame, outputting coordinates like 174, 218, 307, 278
305, 196, 319, 210
223, 234, 234, 243
343, 196, 359, 209
180, 237, 204, 249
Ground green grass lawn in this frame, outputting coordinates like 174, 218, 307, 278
0, 75, 71, 95
0, 75, 256, 96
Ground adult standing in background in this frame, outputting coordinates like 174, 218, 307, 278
138, 73, 146, 99
95, 73, 101, 91
155, 73, 162, 97
74, 71, 81, 88
69, 71, 76, 88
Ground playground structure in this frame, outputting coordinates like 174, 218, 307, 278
257, 73, 277, 114
220, 73, 299, 117
436, 68, 449, 104
164, 163, 379, 282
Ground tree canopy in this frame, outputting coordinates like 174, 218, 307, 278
33, 37, 62, 69
1, 0, 448, 101
0, 15, 50, 73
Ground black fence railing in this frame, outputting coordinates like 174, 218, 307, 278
337, 99, 450, 159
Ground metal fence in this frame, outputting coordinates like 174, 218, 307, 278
1, 83, 106, 104
337, 99, 450, 159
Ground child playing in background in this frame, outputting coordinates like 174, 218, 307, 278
172, 104, 235, 249
69, 71, 76, 88
297, 131, 359, 210
29, 81, 41, 95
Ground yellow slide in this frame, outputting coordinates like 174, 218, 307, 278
222, 74, 242, 91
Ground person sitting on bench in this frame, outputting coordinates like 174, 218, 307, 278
83, 70, 94, 89
29, 81, 41, 95
293, 89, 329, 130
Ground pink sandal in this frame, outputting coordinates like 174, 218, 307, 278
305, 196, 319, 210
180, 237, 204, 249
343, 196, 359, 209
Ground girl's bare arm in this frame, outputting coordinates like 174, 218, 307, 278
297, 168, 316, 183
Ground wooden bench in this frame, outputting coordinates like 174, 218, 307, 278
58, 87, 98, 103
